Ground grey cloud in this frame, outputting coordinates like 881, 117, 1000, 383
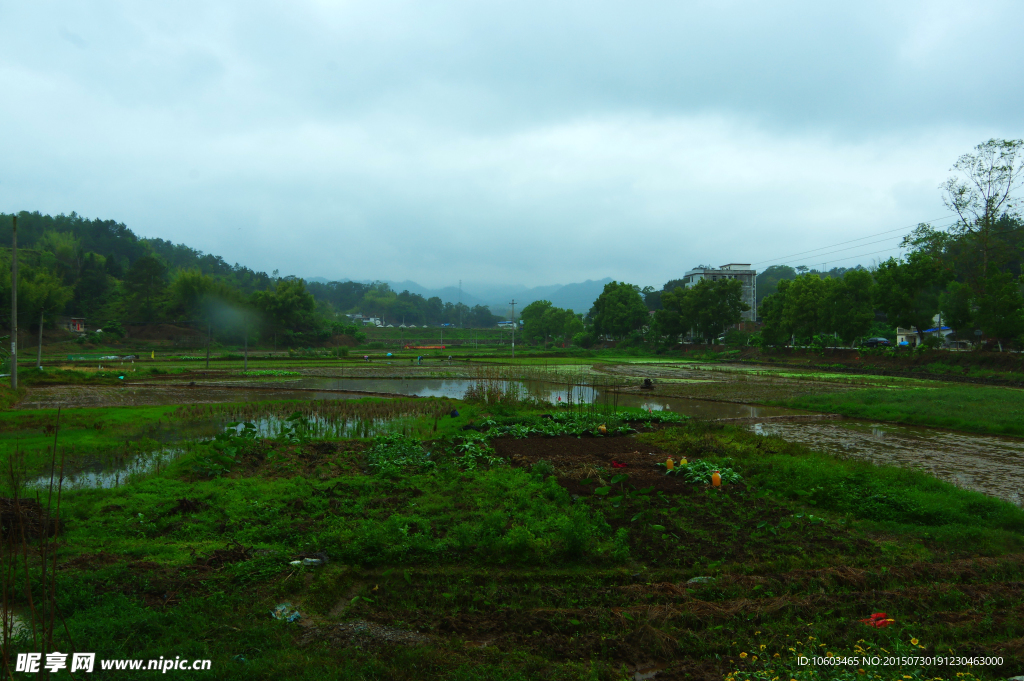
0, 1, 1021, 288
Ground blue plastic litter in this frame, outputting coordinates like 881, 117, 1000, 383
271, 602, 301, 623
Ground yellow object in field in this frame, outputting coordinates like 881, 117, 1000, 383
151, 351, 154, 359
665, 457, 675, 470
712, 470, 722, 487
680, 458, 688, 465
598, 424, 607, 434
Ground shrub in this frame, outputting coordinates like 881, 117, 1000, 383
572, 331, 595, 348
366, 434, 434, 475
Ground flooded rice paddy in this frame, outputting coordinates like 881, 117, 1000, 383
16, 375, 1024, 505
27, 447, 187, 491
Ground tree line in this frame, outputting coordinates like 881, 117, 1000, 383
4, 140, 1020, 352
534, 140, 1024, 350
0, 211, 502, 350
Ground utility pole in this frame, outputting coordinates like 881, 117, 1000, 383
206, 322, 211, 370
458, 280, 462, 329
243, 322, 248, 372
10, 215, 17, 389
509, 299, 516, 360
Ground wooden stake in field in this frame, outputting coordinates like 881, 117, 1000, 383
10, 215, 16, 390
509, 299, 516, 360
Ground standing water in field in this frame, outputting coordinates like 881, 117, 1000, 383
751, 420, 1024, 506
25, 447, 189, 491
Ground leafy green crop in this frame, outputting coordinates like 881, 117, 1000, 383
366, 433, 435, 475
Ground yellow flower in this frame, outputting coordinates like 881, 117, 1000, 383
740, 652, 748, 659
760, 645, 766, 651
788, 648, 796, 652
911, 638, 919, 645
773, 653, 780, 659
752, 656, 758, 662
755, 630, 761, 635
858, 671, 865, 676
808, 636, 815, 640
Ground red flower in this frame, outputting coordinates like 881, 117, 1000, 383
611, 460, 627, 468
859, 612, 894, 628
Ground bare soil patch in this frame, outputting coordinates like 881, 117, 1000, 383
490, 435, 688, 492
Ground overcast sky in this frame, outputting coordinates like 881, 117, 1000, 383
2, 1, 1022, 289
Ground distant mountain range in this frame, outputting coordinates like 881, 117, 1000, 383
304, 277, 614, 314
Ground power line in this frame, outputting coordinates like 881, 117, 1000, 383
816, 245, 912, 269
759, 231, 919, 267
751, 214, 957, 267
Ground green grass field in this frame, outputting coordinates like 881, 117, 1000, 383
781, 384, 1024, 437
1, 400, 1021, 680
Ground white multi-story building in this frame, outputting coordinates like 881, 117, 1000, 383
681, 264, 757, 321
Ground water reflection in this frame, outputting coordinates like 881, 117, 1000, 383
290, 377, 800, 420
27, 448, 185, 491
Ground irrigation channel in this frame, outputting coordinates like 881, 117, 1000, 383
24, 377, 1024, 506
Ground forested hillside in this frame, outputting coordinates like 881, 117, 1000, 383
0, 211, 500, 347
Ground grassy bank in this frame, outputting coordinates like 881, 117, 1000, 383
2, 403, 1022, 680
779, 384, 1024, 437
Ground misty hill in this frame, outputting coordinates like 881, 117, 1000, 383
380, 279, 613, 314
5, 211, 611, 326
306, 278, 614, 314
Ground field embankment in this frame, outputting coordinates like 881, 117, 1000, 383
780, 384, 1024, 438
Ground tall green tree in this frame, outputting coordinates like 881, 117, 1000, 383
520, 300, 554, 342
941, 138, 1024, 287
873, 252, 949, 344
781, 274, 826, 342
521, 301, 583, 344
939, 281, 975, 342
22, 267, 73, 367
72, 254, 112, 316
820, 269, 875, 346
757, 287, 790, 346
123, 255, 169, 321
592, 282, 649, 339
974, 273, 1024, 350
686, 279, 750, 343
652, 286, 688, 341
37, 230, 84, 284
251, 278, 316, 345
